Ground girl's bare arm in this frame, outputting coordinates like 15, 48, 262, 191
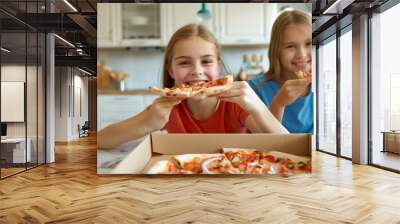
244, 104, 289, 134
97, 97, 182, 149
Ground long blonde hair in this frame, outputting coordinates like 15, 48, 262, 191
265, 10, 311, 81
162, 23, 226, 88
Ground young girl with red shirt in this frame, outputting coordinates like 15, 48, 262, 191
98, 24, 287, 149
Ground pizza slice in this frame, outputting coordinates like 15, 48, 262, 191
201, 155, 240, 174
222, 148, 261, 174
245, 162, 273, 175
295, 70, 311, 79
196, 75, 234, 96
172, 154, 223, 174
149, 75, 233, 98
260, 151, 311, 175
146, 160, 190, 174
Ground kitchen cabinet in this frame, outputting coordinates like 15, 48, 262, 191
98, 3, 279, 48
97, 94, 157, 130
217, 3, 278, 45
97, 3, 118, 48
163, 3, 218, 45
116, 3, 167, 47
164, 3, 277, 46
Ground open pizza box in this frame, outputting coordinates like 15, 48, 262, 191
111, 133, 312, 174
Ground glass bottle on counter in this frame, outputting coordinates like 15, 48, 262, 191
238, 54, 264, 81
238, 54, 250, 81
251, 54, 258, 69
258, 54, 265, 74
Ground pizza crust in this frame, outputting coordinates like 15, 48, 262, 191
148, 86, 169, 96
264, 151, 309, 163
295, 70, 311, 79
295, 70, 305, 79
149, 86, 192, 97
146, 160, 174, 174
197, 84, 232, 96
260, 151, 311, 175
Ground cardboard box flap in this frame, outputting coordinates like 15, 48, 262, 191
112, 135, 152, 174
151, 133, 311, 156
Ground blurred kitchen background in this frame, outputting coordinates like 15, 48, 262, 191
97, 3, 311, 131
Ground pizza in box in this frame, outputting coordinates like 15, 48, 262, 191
145, 148, 311, 176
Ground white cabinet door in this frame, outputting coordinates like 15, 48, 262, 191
164, 3, 218, 45
218, 3, 277, 45
97, 95, 158, 131
115, 3, 167, 47
97, 3, 118, 48
98, 95, 144, 130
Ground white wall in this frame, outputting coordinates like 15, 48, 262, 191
1, 65, 32, 137
74, 73, 89, 123
1, 65, 26, 81
55, 67, 69, 141
72, 73, 89, 138
55, 67, 89, 141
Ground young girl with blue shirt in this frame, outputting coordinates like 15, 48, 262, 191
248, 10, 313, 133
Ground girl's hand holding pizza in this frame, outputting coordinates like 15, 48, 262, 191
273, 77, 311, 107
147, 97, 183, 129
215, 81, 265, 115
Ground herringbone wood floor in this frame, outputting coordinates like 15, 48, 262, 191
1, 135, 400, 224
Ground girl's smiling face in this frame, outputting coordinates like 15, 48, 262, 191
169, 36, 221, 86
279, 23, 312, 77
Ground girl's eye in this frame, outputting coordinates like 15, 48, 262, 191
306, 42, 311, 46
202, 60, 213, 64
286, 45, 295, 49
178, 61, 189, 65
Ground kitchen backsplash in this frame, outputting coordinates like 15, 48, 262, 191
98, 46, 269, 90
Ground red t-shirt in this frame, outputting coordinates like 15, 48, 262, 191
164, 100, 249, 133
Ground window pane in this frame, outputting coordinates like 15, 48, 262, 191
318, 37, 337, 154
340, 29, 352, 158
371, 3, 400, 171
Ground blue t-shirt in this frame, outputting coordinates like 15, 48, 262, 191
248, 75, 314, 133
